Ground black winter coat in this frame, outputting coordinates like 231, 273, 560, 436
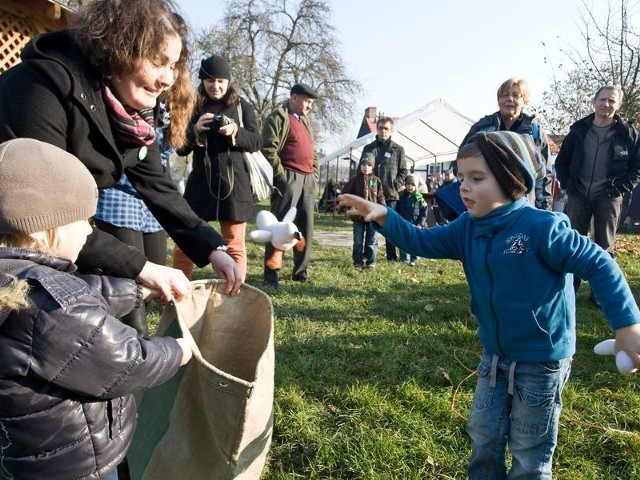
180, 97, 262, 222
0, 31, 225, 277
555, 113, 640, 198
0, 248, 183, 480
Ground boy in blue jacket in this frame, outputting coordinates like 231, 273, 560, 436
395, 174, 428, 265
339, 131, 640, 480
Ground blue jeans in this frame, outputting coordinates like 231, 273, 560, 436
466, 351, 572, 480
352, 221, 377, 266
399, 250, 418, 264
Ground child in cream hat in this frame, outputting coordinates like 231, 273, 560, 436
0, 138, 192, 480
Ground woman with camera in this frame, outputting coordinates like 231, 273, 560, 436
172, 55, 262, 280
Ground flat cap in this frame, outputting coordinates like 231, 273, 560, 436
290, 83, 319, 99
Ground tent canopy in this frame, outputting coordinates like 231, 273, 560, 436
320, 98, 475, 169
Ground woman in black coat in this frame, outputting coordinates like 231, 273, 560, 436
173, 55, 262, 280
0, 0, 242, 296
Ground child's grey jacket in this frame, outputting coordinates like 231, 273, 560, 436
0, 247, 183, 480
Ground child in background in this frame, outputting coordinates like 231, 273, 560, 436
395, 174, 428, 265
341, 155, 385, 269
339, 131, 640, 479
0, 138, 193, 480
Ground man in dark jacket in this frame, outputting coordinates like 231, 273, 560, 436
360, 116, 407, 261
555, 85, 640, 292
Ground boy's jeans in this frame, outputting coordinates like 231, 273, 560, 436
352, 221, 378, 266
466, 351, 572, 480
399, 250, 418, 264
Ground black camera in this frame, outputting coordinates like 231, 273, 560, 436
212, 113, 233, 129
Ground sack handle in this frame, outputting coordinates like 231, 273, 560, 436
172, 301, 206, 364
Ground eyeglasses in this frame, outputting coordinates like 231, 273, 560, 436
499, 93, 524, 100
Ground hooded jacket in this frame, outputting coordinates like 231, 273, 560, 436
0, 31, 225, 278
0, 248, 183, 480
377, 200, 639, 361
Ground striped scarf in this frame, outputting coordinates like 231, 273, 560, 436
102, 83, 156, 146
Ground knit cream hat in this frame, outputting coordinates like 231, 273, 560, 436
0, 138, 98, 234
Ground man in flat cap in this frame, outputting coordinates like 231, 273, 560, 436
261, 83, 319, 289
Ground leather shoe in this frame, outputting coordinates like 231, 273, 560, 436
263, 279, 281, 290
291, 274, 312, 283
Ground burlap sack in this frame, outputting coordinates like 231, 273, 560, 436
128, 280, 274, 480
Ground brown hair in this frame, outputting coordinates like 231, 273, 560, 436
70, 0, 194, 148
594, 85, 624, 103
196, 82, 240, 113
456, 141, 482, 162
496, 78, 531, 104
377, 116, 395, 128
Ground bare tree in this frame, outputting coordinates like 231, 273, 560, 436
534, 0, 640, 135
192, 0, 361, 144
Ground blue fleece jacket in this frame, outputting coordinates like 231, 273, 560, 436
378, 198, 640, 362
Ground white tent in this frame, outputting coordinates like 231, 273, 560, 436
320, 98, 475, 173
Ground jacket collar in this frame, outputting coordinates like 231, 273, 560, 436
469, 198, 529, 237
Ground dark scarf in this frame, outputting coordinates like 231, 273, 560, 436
102, 83, 156, 146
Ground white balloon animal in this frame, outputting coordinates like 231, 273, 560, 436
593, 339, 637, 373
250, 207, 305, 270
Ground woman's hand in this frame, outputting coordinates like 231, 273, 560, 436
338, 194, 388, 226
209, 249, 243, 295
195, 113, 215, 135
218, 122, 238, 138
137, 261, 191, 303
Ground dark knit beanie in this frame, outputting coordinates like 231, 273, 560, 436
360, 153, 374, 166
405, 174, 418, 186
472, 131, 540, 200
198, 54, 231, 80
0, 138, 98, 234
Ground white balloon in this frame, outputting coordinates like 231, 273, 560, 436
615, 351, 637, 373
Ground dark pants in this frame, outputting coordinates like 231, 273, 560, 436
384, 200, 398, 261
265, 170, 316, 281
94, 219, 167, 336
565, 192, 621, 290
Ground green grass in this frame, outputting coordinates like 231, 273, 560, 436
153, 212, 640, 480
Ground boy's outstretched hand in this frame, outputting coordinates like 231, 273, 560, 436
338, 194, 388, 225
615, 323, 640, 371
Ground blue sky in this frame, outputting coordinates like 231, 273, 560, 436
178, 0, 605, 150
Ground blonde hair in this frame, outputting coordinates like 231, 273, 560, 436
0, 230, 60, 311
0, 230, 59, 255
0, 276, 30, 311
497, 78, 531, 104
